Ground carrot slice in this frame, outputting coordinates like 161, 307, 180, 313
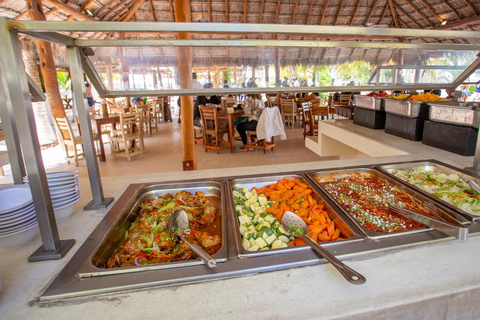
327, 221, 335, 236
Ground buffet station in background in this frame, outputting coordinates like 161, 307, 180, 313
1, 18, 480, 319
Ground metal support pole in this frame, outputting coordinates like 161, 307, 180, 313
66, 46, 114, 210
0, 20, 75, 261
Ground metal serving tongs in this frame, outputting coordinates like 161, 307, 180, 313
389, 202, 468, 240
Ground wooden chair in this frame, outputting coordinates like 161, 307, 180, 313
226, 96, 237, 106
147, 101, 159, 133
134, 105, 152, 137
299, 103, 317, 138
110, 112, 145, 161
194, 125, 203, 144
311, 99, 329, 121
199, 106, 231, 153
53, 117, 99, 166
154, 98, 165, 123
327, 95, 336, 119
335, 93, 352, 106
280, 98, 299, 129
244, 104, 276, 153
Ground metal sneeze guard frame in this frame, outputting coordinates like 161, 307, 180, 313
0, 17, 480, 263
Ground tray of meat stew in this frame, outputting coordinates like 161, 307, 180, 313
306, 168, 469, 239
228, 174, 364, 258
82, 181, 227, 277
377, 160, 480, 221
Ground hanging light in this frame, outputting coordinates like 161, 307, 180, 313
441, 20, 447, 26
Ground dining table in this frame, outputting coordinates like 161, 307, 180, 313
216, 109, 245, 153
92, 114, 120, 162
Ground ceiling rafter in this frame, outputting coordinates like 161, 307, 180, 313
169, 0, 175, 22
291, 0, 300, 24
366, 0, 379, 24
402, 0, 434, 27
259, 0, 265, 23
208, 0, 211, 22
349, 0, 362, 26
436, 13, 480, 29
319, 0, 329, 25
101, 0, 131, 21
41, 0, 96, 21
440, 0, 462, 19
243, 0, 248, 23
45, 0, 71, 18
275, 0, 281, 24
148, 0, 155, 21
334, 0, 344, 25
388, 0, 400, 28
416, 0, 443, 22
377, 1, 389, 25
463, 0, 478, 15
302, 0, 317, 63
95, 0, 118, 17
226, 0, 229, 23
66, 0, 96, 21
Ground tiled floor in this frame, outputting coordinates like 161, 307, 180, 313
0, 115, 339, 184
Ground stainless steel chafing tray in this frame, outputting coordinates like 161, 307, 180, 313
227, 174, 364, 258
377, 160, 480, 221
354, 95, 384, 111
428, 103, 480, 128
306, 168, 468, 239
76, 180, 228, 278
384, 98, 429, 118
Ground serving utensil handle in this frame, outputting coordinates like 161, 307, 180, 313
301, 235, 366, 285
180, 235, 217, 268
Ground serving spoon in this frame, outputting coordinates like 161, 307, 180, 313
167, 209, 217, 268
468, 180, 480, 194
281, 211, 366, 285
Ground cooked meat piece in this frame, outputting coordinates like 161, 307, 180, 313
153, 229, 176, 249
194, 230, 221, 247
107, 254, 136, 268
199, 205, 216, 225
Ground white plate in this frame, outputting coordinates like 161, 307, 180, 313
0, 223, 38, 250
0, 208, 35, 225
0, 217, 37, 235
51, 189, 80, 201
49, 185, 80, 196
53, 194, 80, 208
54, 202, 77, 222
24, 176, 79, 185
23, 171, 78, 181
0, 203, 34, 219
0, 185, 33, 214
0, 218, 38, 236
52, 192, 80, 205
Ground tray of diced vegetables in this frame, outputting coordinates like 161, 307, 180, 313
228, 174, 362, 258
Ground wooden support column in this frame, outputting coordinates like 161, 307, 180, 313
174, 0, 196, 171
25, 0, 66, 119
214, 65, 219, 87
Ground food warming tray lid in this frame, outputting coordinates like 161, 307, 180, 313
354, 95, 385, 111
428, 103, 480, 128
384, 98, 429, 118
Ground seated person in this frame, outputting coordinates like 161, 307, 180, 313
194, 83, 222, 127
237, 94, 264, 151
273, 92, 296, 105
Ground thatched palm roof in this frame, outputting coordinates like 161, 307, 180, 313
1, 0, 479, 68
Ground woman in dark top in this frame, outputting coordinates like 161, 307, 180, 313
194, 83, 222, 126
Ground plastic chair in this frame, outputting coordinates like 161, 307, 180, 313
199, 106, 231, 153
110, 112, 145, 161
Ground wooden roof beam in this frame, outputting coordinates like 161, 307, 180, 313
148, 0, 156, 21
225, 0, 229, 23
350, 0, 363, 26
42, 0, 96, 21
306, 0, 316, 25
101, 0, 131, 21
66, 0, 95, 21
291, 0, 299, 24
416, 0, 443, 22
95, 0, 117, 17
334, 0, 345, 25
436, 14, 480, 29
275, 0, 280, 24
388, 0, 400, 28
259, 0, 265, 23
169, 0, 175, 22
463, 0, 478, 15
208, 0, 211, 22
243, 0, 248, 23
440, 0, 462, 19
319, 0, 330, 25
378, 2, 389, 25
394, 3, 423, 29
366, 0, 379, 24
402, 0, 434, 27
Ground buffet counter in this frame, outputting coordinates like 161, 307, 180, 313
1, 122, 480, 319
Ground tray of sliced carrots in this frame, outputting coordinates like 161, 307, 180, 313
228, 174, 364, 258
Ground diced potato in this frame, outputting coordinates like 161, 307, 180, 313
247, 245, 259, 251
272, 239, 284, 249
278, 235, 290, 243
264, 215, 275, 224
250, 203, 259, 212
239, 224, 248, 236
238, 215, 251, 225
245, 191, 252, 199
255, 237, 267, 248
242, 238, 251, 249
265, 234, 276, 245
242, 187, 248, 192
254, 207, 264, 215
249, 238, 256, 247
259, 196, 268, 206
258, 221, 271, 229
235, 205, 243, 212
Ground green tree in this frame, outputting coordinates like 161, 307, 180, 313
57, 71, 71, 93
336, 61, 372, 85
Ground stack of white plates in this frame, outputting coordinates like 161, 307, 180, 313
0, 185, 39, 250
23, 171, 80, 222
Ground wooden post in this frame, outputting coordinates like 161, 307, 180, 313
174, 0, 196, 171
25, 0, 66, 119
